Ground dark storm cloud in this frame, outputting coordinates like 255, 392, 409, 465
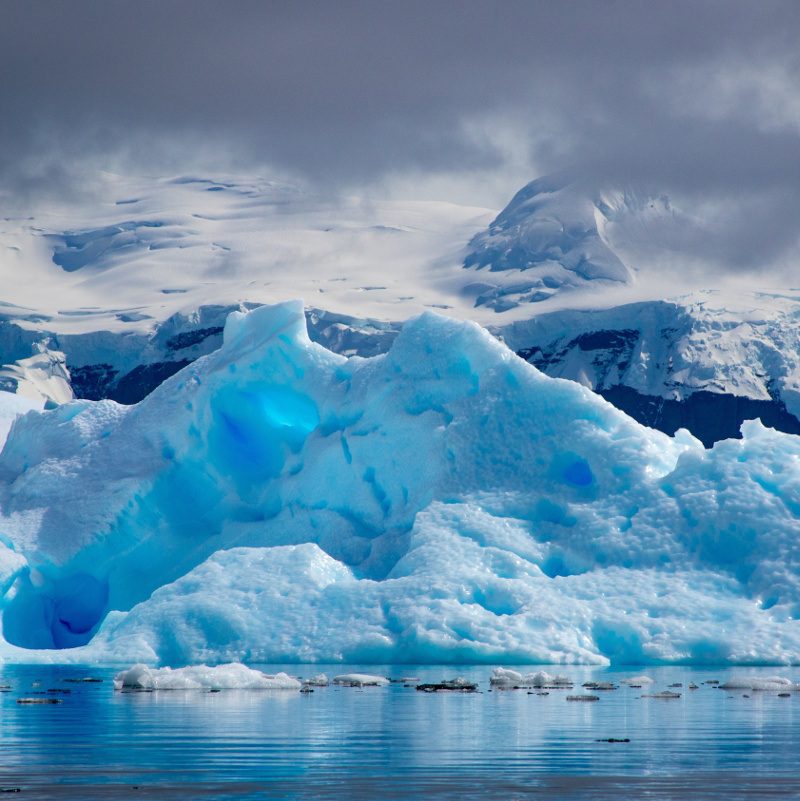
1, 0, 799, 269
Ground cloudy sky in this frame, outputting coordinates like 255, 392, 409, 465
2, 0, 799, 272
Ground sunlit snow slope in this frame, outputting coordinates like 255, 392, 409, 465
0, 174, 492, 334
0, 302, 799, 666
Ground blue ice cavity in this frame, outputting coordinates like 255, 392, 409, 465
3, 570, 108, 649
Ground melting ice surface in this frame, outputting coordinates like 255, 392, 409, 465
0, 300, 799, 665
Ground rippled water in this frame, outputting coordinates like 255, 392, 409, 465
1, 664, 800, 799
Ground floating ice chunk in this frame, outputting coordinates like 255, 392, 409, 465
622, 675, 654, 685
302, 673, 329, 687
719, 676, 797, 691
332, 673, 389, 687
643, 691, 681, 699
113, 663, 300, 691
416, 678, 478, 692
490, 668, 572, 688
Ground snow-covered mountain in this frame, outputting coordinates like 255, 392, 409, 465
0, 173, 493, 334
1, 302, 799, 665
462, 173, 704, 311
496, 290, 800, 446
2, 172, 798, 450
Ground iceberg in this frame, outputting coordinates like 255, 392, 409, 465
0, 300, 799, 666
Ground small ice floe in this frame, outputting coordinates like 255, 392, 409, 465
302, 673, 329, 687
582, 682, 617, 691
113, 663, 301, 691
719, 676, 796, 692
643, 691, 681, 699
688, 683, 699, 690
17, 697, 62, 704
416, 678, 478, 692
332, 673, 389, 687
566, 694, 599, 702
621, 675, 654, 686
390, 676, 420, 684
490, 668, 571, 689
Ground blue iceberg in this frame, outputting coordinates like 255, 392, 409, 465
0, 300, 798, 666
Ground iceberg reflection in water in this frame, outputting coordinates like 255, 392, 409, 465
1, 664, 800, 800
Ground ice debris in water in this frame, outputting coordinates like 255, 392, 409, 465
719, 676, 797, 691
113, 663, 301, 691
490, 668, 572, 688
621, 676, 655, 686
1, 299, 800, 667
332, 673, 389, 687
302, 673, 329, 687
416, 677, 478, 692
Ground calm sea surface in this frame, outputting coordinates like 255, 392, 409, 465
1, 664, 800, 800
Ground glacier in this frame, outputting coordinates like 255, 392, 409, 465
0, 300, 799, 666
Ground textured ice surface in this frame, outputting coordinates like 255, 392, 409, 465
113, 662, 300, 690
0, 301, 799, 666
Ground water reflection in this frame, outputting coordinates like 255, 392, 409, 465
0, 664, 798, 799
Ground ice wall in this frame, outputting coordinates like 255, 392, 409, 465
0, 300, 799, 665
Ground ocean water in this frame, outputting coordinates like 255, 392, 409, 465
1, 664, 800, 800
